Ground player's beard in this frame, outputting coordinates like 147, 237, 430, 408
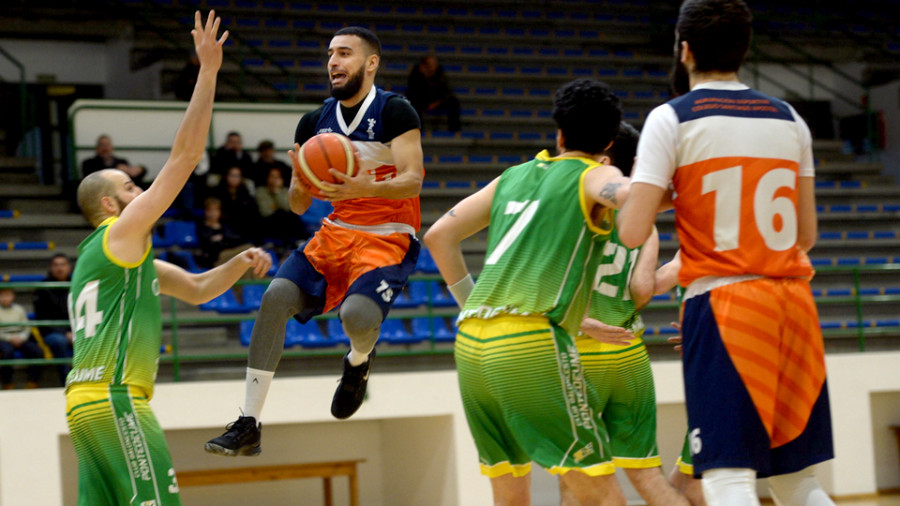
114, 195, 129, 215
330, 64, 365, 101
670, 45, 691, 97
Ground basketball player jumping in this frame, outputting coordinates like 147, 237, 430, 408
206, 27, 424, 456
617, 1, 834, 505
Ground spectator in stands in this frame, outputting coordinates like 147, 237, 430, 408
252, 140, 291, 187
0, 288, 43, 389
173, 52, 201, 101
256, 166, 308, 251
406, 54, 461, 132
197, 197, 253, 269
212, 166, 260, 244
81, 135, 147, 184
32, 254, 73, 385
211, 131, 254, 181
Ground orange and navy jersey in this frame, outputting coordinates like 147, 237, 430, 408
298, 86, 422, 232
632, 82, 815, 289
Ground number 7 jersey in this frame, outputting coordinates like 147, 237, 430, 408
66, 217, 162, 397
632, 81, 815, 289
459, 150, 612, 336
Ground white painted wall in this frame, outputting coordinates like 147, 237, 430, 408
0, 39, 109, 85
2, 352, 899, 506
69, 100, 319, 179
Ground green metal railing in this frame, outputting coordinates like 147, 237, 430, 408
1, 265, 899, 382
0, 44, 37, 160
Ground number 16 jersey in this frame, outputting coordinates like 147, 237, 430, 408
632, 81, 815, 293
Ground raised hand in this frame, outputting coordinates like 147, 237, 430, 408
191, 10, 228, 72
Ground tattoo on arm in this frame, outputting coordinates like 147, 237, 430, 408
448, 209, 457, 218
598, 182, 622, 206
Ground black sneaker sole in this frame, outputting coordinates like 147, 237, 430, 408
203, 442, 262, 457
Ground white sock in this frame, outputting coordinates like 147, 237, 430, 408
702, 468, 760, 506
346, 345, 372, 367
768, 467, 834, 506
243, 367, 274, 420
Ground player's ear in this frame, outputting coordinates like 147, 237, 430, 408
679, 41, 691, 64
599, 155, 612, 166
367, 54, 379, 72
100, 195, 117, 215
556, 129, 565, 153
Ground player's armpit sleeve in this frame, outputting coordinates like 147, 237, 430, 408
788, 104, 816, 178
632, 105, 679, 189
294, 108, 322, 146
383, 96, 422, 141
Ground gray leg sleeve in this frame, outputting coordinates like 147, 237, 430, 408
248, 279, 313, 372
339, 294, 383, 354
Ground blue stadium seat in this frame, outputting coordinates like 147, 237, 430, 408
241, 284, 266, 310
199, 288, 251, 313
406, 281, 430, 307
380, 319, 420, 344
286, 319, 332, 348
240, 320, 254, 346
5, 274, 45, 282
161, 250, 204, 273
325, 319, 351, 346
428, 281, 458, 307
416, 248, 439, 274
163, 220, 199, 248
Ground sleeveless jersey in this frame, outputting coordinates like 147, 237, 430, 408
460, 150, 612, 336
66, 217, 162, 397
314, 86, 421, 231
634, 83, 815, 289
586, 219, 645, 338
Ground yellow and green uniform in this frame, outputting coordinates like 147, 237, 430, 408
65, 217, 181, 505
456, 150, 615, 478
579, 224, 661, 469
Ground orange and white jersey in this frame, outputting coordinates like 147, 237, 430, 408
632, 81, 815, 296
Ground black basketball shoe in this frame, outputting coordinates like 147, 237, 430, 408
331, 349, 376, 419
204, 416, 262, 456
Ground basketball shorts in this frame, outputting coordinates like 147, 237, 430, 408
455, 315, 615, 478
681, 277, 834, 477
66, 383, 181, 506
276, 221, 420, 321
676, 431, 694, 476
576, 336, 661, 469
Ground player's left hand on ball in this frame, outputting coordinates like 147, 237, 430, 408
580, 318, 634, 345
240, 247, 272, 277
321, 168, 375, 201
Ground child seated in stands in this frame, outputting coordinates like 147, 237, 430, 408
197, 197, 254, 269
0, 288, 44, 389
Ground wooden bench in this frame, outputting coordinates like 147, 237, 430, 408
177, 460, 364, 506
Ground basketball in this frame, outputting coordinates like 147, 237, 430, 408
296, 132, 359, 199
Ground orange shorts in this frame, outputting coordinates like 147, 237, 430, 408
276, 222, 420, 318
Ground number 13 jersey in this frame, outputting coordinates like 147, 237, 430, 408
632, 81, 815, 292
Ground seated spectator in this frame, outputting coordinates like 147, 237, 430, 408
406, 55, 461, 132
256, 167, 309, 251
0, 288, 43, 389
212, 166, 260, 244
197, 197, 254, 269
32, 254, 74, 386
210, 131, 254, 182
81, 135, 147, 183
252, 140, 291, 187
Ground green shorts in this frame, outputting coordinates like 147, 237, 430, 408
66, 384, 182, 506
576, 337, 661, 469
677, 430, 695, 476
455, 315, 615, 478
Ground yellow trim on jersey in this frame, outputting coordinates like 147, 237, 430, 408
613, 456, 662, 469
66, 382, 150, 414
676, 456, 694, 476
547, 461, 616, 477
480, 461, 532, 478
533, 149, 612, 236
100, 216, 152, 268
